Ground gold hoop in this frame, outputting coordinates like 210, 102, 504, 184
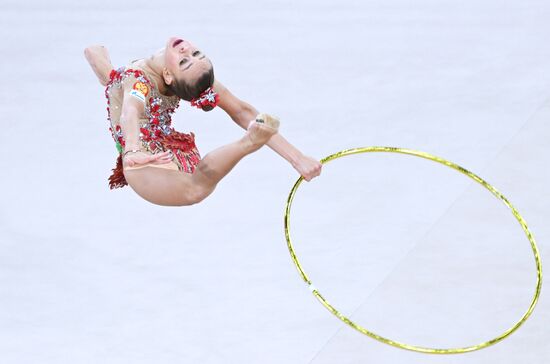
283, 146, 542, 354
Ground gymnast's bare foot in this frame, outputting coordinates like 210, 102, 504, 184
243, 113, 280, 150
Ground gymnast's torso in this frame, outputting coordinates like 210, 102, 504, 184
105, 61, 201, 189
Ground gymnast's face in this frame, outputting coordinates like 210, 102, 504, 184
163, 37, 212, 86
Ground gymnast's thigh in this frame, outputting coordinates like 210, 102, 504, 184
123, 166, 197, 206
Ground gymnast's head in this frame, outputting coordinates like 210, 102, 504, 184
162, 37, 216, 111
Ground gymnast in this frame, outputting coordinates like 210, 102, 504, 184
84, 37, 322, 206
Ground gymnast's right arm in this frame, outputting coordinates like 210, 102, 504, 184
119, 84, 144, 151
84, 45, 114, 86
118, 82, 172, 167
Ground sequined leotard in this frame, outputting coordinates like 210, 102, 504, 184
105, 64, 201, 189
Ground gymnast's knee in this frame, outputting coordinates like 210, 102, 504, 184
185, 185, 214, 205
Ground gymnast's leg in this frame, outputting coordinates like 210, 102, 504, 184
123, 119, 277, 206
188, 120, 277, 203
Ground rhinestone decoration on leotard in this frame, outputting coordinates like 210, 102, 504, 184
105, 68, 181, 153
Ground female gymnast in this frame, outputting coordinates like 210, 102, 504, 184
84, 37, 322, 206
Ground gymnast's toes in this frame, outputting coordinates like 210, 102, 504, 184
245, 114, 279, 147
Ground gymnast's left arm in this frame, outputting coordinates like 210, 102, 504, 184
213, 80, 322, 182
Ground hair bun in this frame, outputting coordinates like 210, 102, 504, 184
190, 86, 219, 110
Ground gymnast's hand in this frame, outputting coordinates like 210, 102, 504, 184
293, 154, 322, 182
122, 150, 173, 167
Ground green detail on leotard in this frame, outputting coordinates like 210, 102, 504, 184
115, 141, 123, 154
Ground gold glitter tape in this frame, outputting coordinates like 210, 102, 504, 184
283, 146, 542, 354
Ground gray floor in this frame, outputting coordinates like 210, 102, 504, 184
1, 0, 549, 363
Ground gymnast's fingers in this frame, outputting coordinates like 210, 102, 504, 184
155, 157, 173, 164
151, 152, 173, 164
155, 151, 171, 158
147, 152, 167, 161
